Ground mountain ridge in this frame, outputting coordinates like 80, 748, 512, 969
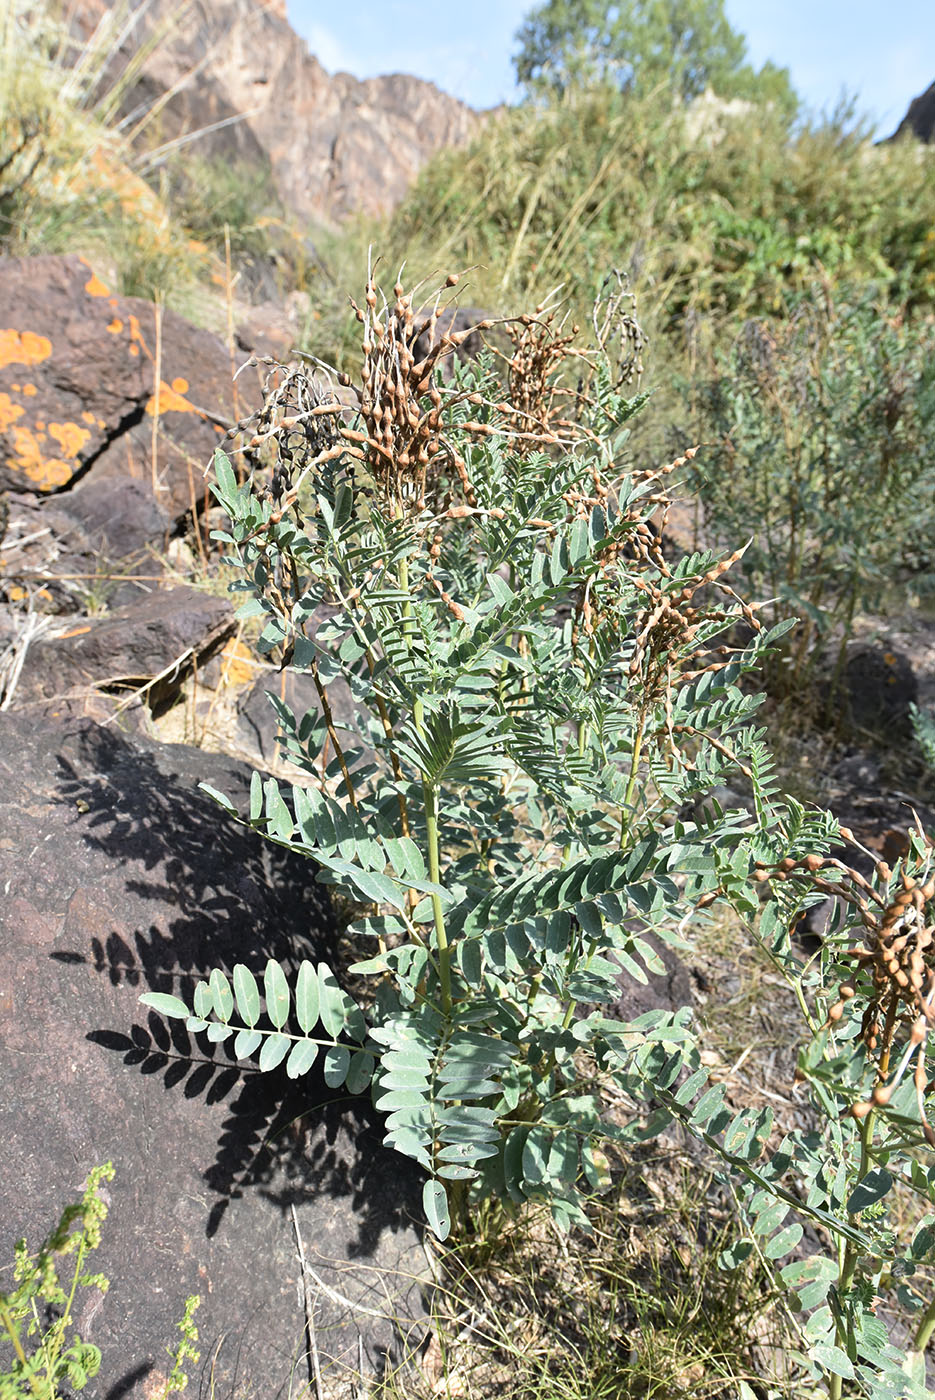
71, 0, 483, 223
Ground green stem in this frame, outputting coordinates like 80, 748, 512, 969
913, 1291, 935, 1355
830, 1110, 875, 1398
0, 1296, 44, 1399
619, 709, 647, 847
423, 779, 452, 1016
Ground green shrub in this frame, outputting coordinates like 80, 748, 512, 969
684, 283, 935, 698
387, 87, 935, 337
142, 269, 935, 1397
162, 156, 285, 263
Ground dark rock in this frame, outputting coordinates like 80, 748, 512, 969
887, 80, 935, 143
235, 302, 298, 361
236, 665, 359, 769
605, 933, 694, 1023
14, 585, 233, 714
830, 751, 882, 791
0, 254, 255, 521
0, 713, 426, 1400
839, 643, 918, 739
55, 474, 171, 565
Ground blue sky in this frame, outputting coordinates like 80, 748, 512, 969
288, 0, 934, 136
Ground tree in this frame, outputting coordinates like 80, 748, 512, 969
514, 0, 796, 111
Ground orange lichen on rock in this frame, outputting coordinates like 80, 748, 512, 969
107, 319, 123, 335
0, 393, 25, 431
146, 378, 196, 416
82, 411, 96, 425
0, 329, 52, 369
84, 273, 111, 297
48, 421, 91, 459
218, 637, 256, 687
7, 425, 72, 489
23, 384, 37, 397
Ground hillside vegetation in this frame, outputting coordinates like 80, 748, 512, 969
5, 2, 935, 1398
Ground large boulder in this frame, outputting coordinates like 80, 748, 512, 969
0, 254, 255, 523
11, 584, 234, 721
0, 714, 425, 1399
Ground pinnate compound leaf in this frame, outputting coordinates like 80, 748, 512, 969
346, 1050, 375, 1094
763, 1222, 803, 1259
212, 448, 237, 499
233, 965, 260, 1027
259, 1032, 290, 1072
319, 962, 347, 1035
318, 963, 367, 1040
140, 992, 191, 1020
522, 1126, 551, 1188
264, 960, 291, 1029
423, 1181, 450, 1241
809, 1344, 854, 1380
193, 981, 212, 1019
198, 782, 236, 814
249, 770, 263, 821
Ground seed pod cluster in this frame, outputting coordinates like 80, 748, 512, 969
756, 840, 935, 1142
226, 355, 345, 533
341, 264, 507, 515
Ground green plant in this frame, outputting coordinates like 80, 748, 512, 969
162, 156, 284, 262
0, 0, 224, 309
685, 283, 935, 700
0, 1165, 113, 1400
143, 267, 791, 1231
911, 704, 935, 774
142, 269, 935, 1395
161, 1295, 200, 1398
387, 80, 935, 353
719, 831, 935, 1399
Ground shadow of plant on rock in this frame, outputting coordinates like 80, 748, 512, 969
44, 720, 423, 1253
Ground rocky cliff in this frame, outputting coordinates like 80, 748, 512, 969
71, 0, 482, 223
887, 79, 935, 144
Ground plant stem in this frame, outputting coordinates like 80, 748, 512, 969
0, 1295, 45, 1399
310, 657, 358, 810
423, 778, 452, 1016
619, 708, 647, 847
913, 1291, 935, 1355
